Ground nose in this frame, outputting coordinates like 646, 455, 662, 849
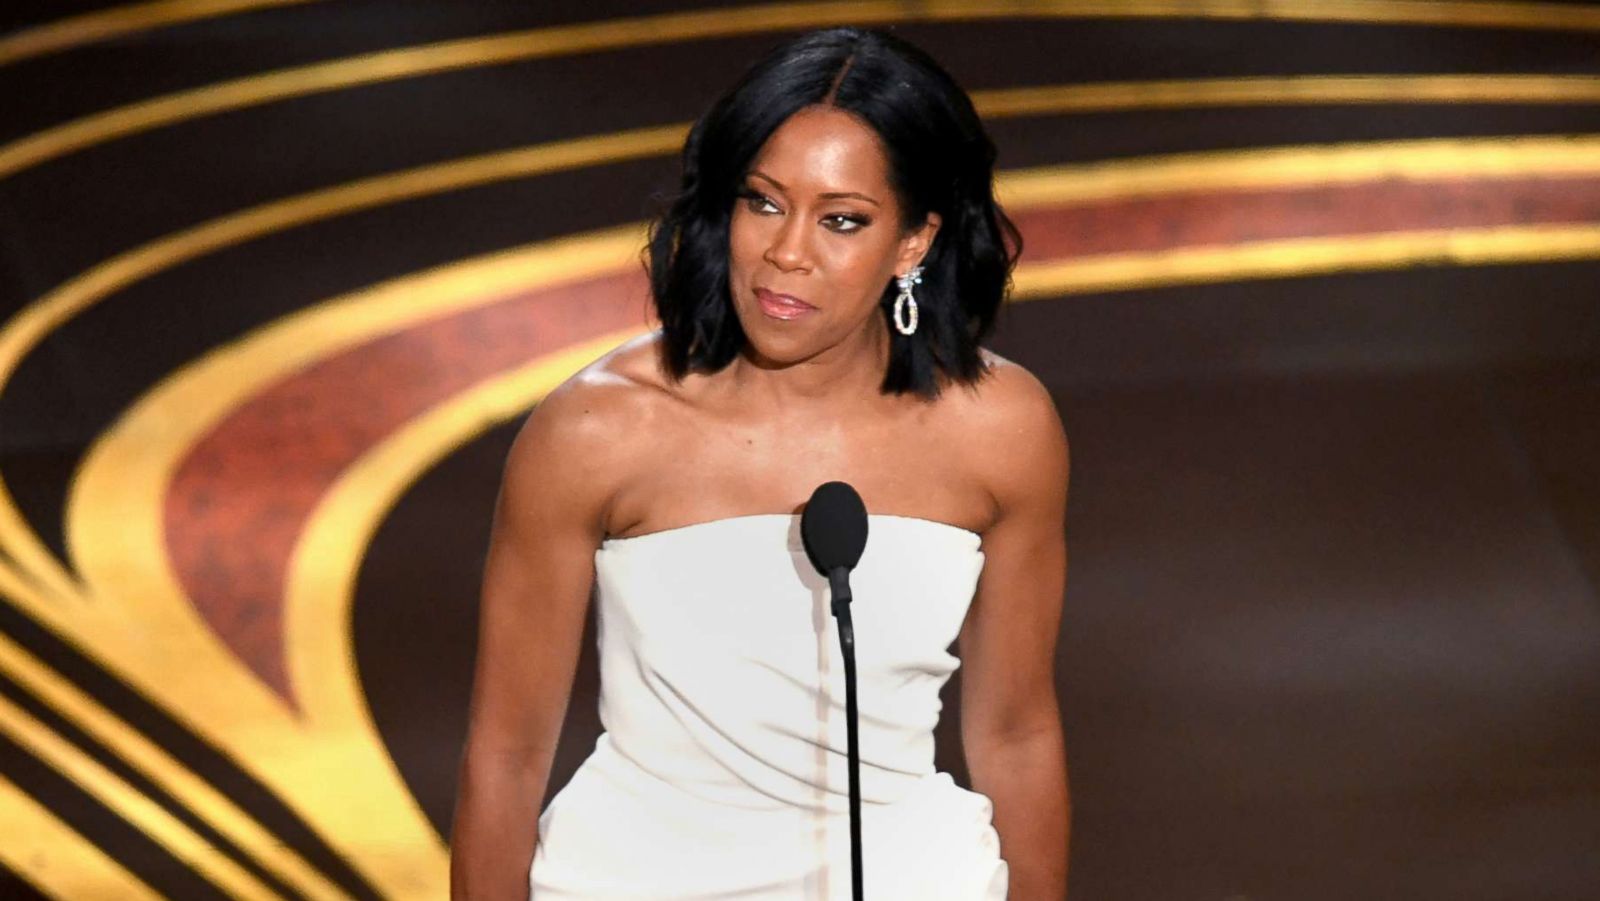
763, 212, 811, 272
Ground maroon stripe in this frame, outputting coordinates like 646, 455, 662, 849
1013, 174, 1600, 260
164, 272, 650, 705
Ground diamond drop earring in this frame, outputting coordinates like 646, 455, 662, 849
893, 266, 923, 336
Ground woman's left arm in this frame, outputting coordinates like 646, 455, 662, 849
959, 363, 1071, 900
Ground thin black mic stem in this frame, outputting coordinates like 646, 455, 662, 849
833, 597, 864, 901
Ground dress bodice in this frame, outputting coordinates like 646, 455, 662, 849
591, 513, 986, 812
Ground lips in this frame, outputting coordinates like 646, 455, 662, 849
754, 287, 816, 320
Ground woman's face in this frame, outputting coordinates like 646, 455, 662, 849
727, 105, 940, 367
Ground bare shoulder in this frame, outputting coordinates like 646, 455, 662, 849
941, 348, 1066, 449
942, 348, 1070, 520
500, 331, 673, 536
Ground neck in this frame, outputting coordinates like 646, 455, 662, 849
727, 316, 891, 409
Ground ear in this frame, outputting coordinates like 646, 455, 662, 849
894, 211, 942, 277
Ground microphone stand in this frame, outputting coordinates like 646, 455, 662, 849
802, 480, 871, 900
828, 567, 864, 901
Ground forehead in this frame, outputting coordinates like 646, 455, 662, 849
748, 106, 892, 194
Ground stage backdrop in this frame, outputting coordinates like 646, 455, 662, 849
1, 2, 1598, 899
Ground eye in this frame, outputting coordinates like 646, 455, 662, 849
825, 214, 870, 234
737, 187, 779, 214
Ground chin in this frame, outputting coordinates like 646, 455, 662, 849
734, 308, 814, 364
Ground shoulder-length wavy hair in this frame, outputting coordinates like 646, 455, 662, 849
645, 26, 1022, 400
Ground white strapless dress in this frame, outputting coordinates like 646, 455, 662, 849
529, 513, 1008, 900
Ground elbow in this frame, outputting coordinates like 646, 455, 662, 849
962, 698, 1065, 766
963, 685, 1064, 751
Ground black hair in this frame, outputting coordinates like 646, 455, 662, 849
645, 26, 1022, 399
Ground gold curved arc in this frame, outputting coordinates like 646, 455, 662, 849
284, 326, 643, 770
62, 227, 648, 897
0, 0, 320, 68
979, 73, 1600, 118
0, 690, 281, 900
0, 771, 162, 900
0, 631, 353, 901
216, 240, 650, 730
6, 0, 1600, 179
0, 123, 680, 388
0, 123, 684, 605
0, 558, 70, 608
1012, 223, 1600, 297
995, 133, 1600, 206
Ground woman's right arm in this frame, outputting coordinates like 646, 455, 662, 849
449, 377, 623, 900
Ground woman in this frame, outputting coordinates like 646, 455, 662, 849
451, 26, 1070, 900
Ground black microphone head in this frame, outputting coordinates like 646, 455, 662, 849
800, 481, 869, 574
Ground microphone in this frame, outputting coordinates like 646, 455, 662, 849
801, 481, 869, 611
800, 481, 868, 901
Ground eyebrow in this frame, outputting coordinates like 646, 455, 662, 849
747, 170, 881, 207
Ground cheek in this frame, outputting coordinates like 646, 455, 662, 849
727, 214, 765, 270
825, 238, 895, 289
